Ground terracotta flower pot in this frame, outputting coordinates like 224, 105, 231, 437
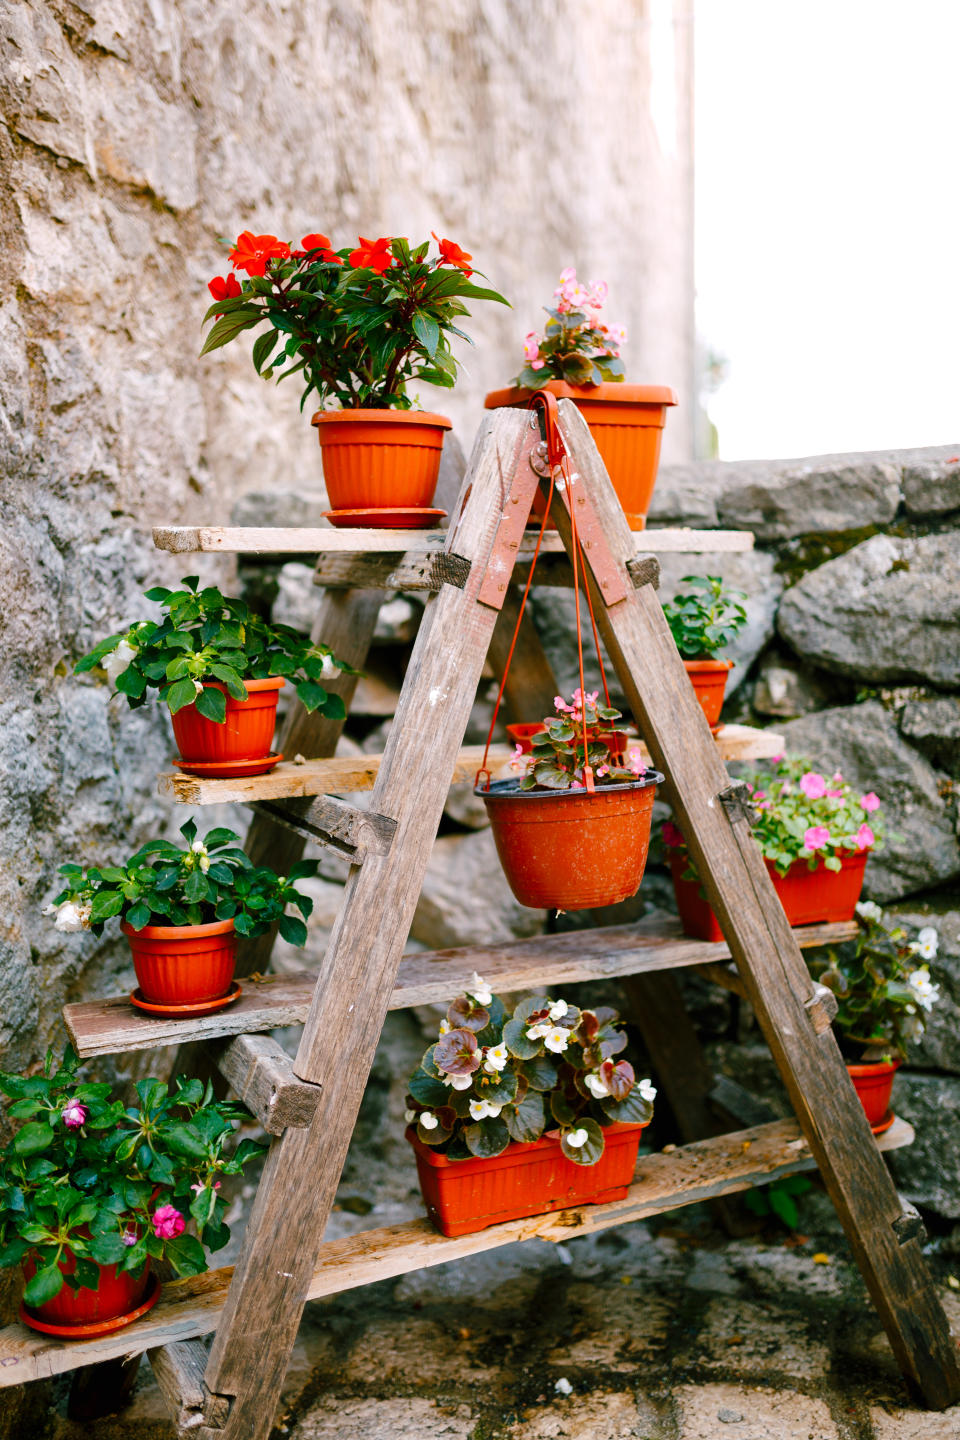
683, 658, 734, 729
506, 723, 631, 757
479, 774, 660, 910
484, 381, 677, 530
667, 848, 870, 942
21, 1251, 151, 1329
122, 918, 238, 1005
170, 677, 284, 776
311, 409, 452, 514
408, 1121, 647, 1237
847, 1059, 901, 1132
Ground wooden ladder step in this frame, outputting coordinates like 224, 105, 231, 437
63, 918, 856, 1059
248, 795, 397, 862
148, 1338, 230, 1432
208, 1034, 321, 1136
0, 1115, 913, 1390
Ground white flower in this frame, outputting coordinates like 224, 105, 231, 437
526, 1024, 547, 1040
54, 900, 91, 933
468, 1099, 502, 1121
638, 1078, 657, 1103
855, 900, 883, 923
483, 1044, 508, 1073
404, 1108, 417, 1123
103, 638, 137, 687
543, 1027, 570, 1054
419, 1111, 439, 1131
907, 969, 940, 1013
913, 926, 939, 960
584, 1071, 610, 1099
442, 1073, 473, 1091
467, 972, 493, 1006
438, 1019, 451, 1036
192, 678, 204, 696
902, 1014, 925, 1042
190, 839, 210, 873
320, 653, 341, 679
548, 999, 568, 1021
566, 1128, 588, 1148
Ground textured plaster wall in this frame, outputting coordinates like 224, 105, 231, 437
0, 0, 694, 1068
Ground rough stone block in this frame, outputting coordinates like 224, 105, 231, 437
870, 1403, 960, 1438
716, 457, 901, 540
680, 1296, 831, 1379
675, 1382, 839, 1439
902, 458, 960, 516
411, 829, 546, 949
288, 1397, 475, 1440
505, 1391, 672, 1439
900, 698, 960, 779
887, 1072, 960, 1218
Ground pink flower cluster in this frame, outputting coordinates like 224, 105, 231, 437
61, 1098, 87, 1129
555, 687, 598, 726
554, 266, 609, 316
152, 1204, 185, 1240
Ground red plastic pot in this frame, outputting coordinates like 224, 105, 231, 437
847, 1059, 901, 1131
408, 1121, 647, 1237
484, 381, 677, 530
479, 774, 660, 910
122, 918, 237, 1005
668, 848, 870, 942
683, 658, 734, 729
311, 409, 452, 513
170, 677, 284, 775
505, 723, 631, 757
21, 1251, 151, 1328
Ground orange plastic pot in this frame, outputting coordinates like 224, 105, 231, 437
311, 409, 452, 512
408, 1121, 647, 1237
484, 382, 677, 530
21, 1251, 151, 1328
479, 774, 661, 910
122, 918, 237, 1005
668, 848, 870, 942
846, 1059, 901, 1131
683, 658, 734, 729
170, 677, 284, 774
505, 723, 631, 757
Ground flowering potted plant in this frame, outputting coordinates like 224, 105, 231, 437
662, 575, 748, 729
47, 818, 316, 1014
808, 904, 940, 1131
405, 977, 656, 1236
664, 755, 884, 940
203, 230, 508, 526
76, 576, 350, 777
0, 1049, 262, 1335
477, 690, 662, 910
484, 268, 677, 529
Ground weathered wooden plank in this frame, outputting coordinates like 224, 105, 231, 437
149, 1340, 230, 1431
693, 960, 747, 997
553, 398, 960, 1410
0, 1116, 914, 1390
208, 1034, 321, 1135
248, 794, 397, 863
312, 550, 471, 591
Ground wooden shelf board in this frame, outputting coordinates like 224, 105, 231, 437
63, 917, 853, 1059
158, 727, 784, 807
153, 525, 754, 557
0, 1114, 912, 1388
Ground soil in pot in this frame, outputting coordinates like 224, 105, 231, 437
668, 848, 870, 941
408, 1121, 647, 1237
21, 1251, 152, 1329
122, 918, 238, 1006
683, 658, 733, 729
479, 773, 661, 910
312, 409, 452, 515
846, 1058, 901, 1132
170, 677, 284, 775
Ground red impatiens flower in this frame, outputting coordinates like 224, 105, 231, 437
301, 233, 342, 264
228, 231, 291, 277
432, 233, 473, 276
207, 273, 242, 303
348, 236, 394, 275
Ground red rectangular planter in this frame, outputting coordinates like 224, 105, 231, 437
668, 848, 869, 942
407, 1122, 646, 1237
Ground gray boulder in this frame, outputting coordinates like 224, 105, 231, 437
901, 456, 960, 516
716, 457, 901, 541
887, 1072, 960, 1218
411, 830, 545, 950
899, 697, 960, 779
778, 533, 960, 687
750, 653, 844, 720
778, 702, 960, 902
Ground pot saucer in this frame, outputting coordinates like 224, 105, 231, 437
172, 752, 282, 778
130, 981, 242, 1017
871, 1109, 896, 1136
324, 507, 447, 530
19, 1274, 161, 1337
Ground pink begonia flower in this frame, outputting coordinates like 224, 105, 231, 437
596, 764, 609, 777
152, 1204, 185, 1240
523, 332, 540, 362
627, 748, 644, 776
559, 266, 577, 285
753, 790, 767, 801
662, 820, 684, 848
530, 357, 545, 370
832, 771, 844, 784
769, 754, 784, 764
62, 1099, 87, 1129
860, 792, 880, 812
590, 280, 609, 305
803, 825, 831, 851
826, 789, 844, 798
856, 823, 875, 851
190, 1180, 221, 1193
799, 772, 827, 799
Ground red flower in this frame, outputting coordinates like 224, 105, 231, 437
207, 273, 242, 303
432, 233, 473, 276
228, 231, 291, 277
348, 236, 394, 275
301, 232, 342, 264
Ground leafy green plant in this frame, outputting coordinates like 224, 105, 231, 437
406, 978, 656, 1165
661, 575, 747, 660
46, 818, 317, 947
0, 1049, 263, 1307
202, 230, 508, 411
76, 576, 350, 724
744, 1174, 812, 1230
510, 690, 654, 793
514, 268, 626, 387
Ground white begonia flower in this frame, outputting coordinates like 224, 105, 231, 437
855, 900, 883, 923
566, 1128, 588, 1148
483, 1044, 508, 1073
468, 1099, 502, 1121
404, 1108, 417, 1123
54, 900, 91, 933
320, 653, 341, 679
526, 1024, 547, 1041
902, 1014, 925, 1042
438, 1019, 451, 1036
103, 638, 137, 687
445, 1073, 473, 1091
467, 972, 493, 1006
548, 999, 568, 1021
543, 1026, 570, 1054
907, 969, 940, 1013
584, 1071, 610, 1099
914, 927, 939, 960
638, 1079, 657, 1102
419, 1111, 439, 1131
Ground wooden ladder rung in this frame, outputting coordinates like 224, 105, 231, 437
148, 1338, 229, 1432
249, 795, 397, 862
311, 549, 659, 593
208, 1034, 321, 1136
0, 1115, 913, 1391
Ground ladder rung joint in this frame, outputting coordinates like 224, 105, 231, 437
208, 1034, 321, 1135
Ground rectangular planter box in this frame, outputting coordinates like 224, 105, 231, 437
408, 1121, 646, 1238
668, 848, 869, 942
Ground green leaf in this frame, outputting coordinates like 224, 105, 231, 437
89, 1231, 128, 1265
412, 312, 440, 356
125, 901, 152, 931
560, 1116, 606, 1166
195, 686, 227, 723
12, 1123, 53, 1156
277, 913, 307, 947
114, 665, 146, 699
90, 890, 124, 923
408, 1070, 451, 1107
252, 329, 279, 374
167, 678, 199, 715
464, 1116, 511, 1159
503, 1090, 545, 1144
161, 1123, 208, 1159
199, 308, 264, 357
164, 1232, 207, 1277
502, 1017, 541, 1060
23, 1262, 65, 1308
294, 680, 328, 713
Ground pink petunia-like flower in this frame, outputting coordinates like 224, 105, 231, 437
62, 1099, 87, 1129
662, 820, 685, 849
152, 1204, 185, 1240
121, 1226, 138, 1247
799, 772, 827, 799
860, 792, 880, 812
826, 789, 844, 798
855, 823, 875, 851
803, 825, 831, 852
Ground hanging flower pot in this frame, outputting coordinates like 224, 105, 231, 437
170, 677, 285, 777
122, 918, 238, 1007
312, 409, 452, 523
20, 1251, 154, 1334
683, 658, 734, 729
846, 1059, 901, 1134
667, 848, 870, 942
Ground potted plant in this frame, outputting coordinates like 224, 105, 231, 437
808, 904, 940, 1131
477, 690, 662, 910
662, 575, 748, 729
0, 1048, 262, 1335
202, 230, 508, 526
484, 268, 677, 530
46, 818, 317, 1015
76, 576, 350, 777
405, 978, 656, 1236
664, 756, 884, 941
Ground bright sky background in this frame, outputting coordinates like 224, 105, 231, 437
694, 0, 960, 460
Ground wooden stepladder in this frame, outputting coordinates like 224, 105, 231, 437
5, 403, 958, 1433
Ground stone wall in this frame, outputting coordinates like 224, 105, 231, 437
0, 0, 693, 1072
